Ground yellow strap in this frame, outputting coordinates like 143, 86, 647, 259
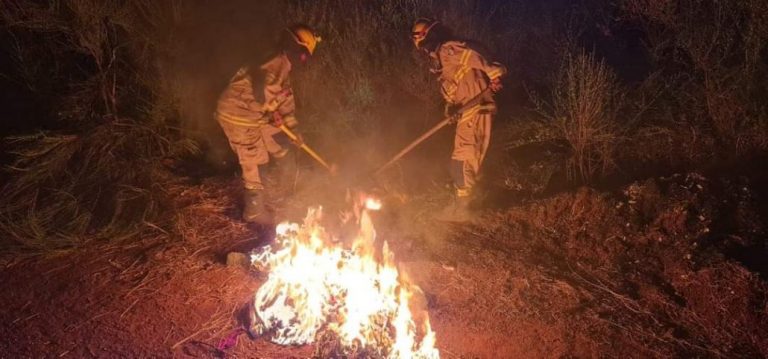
443, 83, 458, 97
487, 68, 502, 80
456, 187, 471, 197
216, 112, 266, 127
218, 89, 291, 127
453, 49, 472, 83
441, 49, 473, 99
457, 103, 495, 124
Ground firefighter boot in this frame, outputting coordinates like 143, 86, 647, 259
242, 188, 273, 225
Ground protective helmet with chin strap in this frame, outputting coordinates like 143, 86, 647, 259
287, 24, 321, 55
411, 18, 439, 49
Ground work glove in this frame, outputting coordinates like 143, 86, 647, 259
271, 112, 299, 129
282, 115, 299, 129
444, 103, 462, 124
270, 111, 283, 127
489, 78, 503, 93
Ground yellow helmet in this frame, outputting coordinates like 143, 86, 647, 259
411, 18, 438, 49
287, 24, 321, 55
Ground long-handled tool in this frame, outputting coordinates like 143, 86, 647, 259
278, 123, 335, 173
266, 89, 336, 174
373, 88, 493, 176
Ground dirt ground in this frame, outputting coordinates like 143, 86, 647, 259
1, 169, 767, 358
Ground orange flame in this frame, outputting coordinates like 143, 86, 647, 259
250, 202, 439, 358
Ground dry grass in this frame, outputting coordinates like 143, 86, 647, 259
453, 174, 768, 357
2, 0, 768, 250
0, 122, 182, 250
0, 0, 195, 251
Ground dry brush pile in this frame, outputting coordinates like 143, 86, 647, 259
0, 0, 195, 250
454, 173, 768, 357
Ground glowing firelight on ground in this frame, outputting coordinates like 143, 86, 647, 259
249, 199, 439, 358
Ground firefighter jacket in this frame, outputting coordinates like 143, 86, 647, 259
430, 40, 506, 196
216, 53, 296, 127
432, 40, 506, 110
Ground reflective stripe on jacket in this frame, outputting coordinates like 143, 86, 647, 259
216, 53, 295, 127
433, 41, 506, 106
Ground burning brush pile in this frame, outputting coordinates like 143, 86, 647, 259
246, 197, 439, 358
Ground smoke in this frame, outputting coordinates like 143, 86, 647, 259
162, 0, 536, 192
167, 1, 285, 166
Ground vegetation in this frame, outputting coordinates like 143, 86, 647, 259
1, 1, 767, 357
0, 0, 194, 249
1, 0, 767, 249
534, 51, 625, 182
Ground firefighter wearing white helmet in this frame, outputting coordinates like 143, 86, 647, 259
411, 18, 506, 220
215, 24, 321, 225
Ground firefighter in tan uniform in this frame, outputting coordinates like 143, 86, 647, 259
216, 24, 321, 224
411, 18, 506, 219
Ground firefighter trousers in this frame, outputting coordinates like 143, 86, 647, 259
217, 119, 290, 190
450, 112, 492, 197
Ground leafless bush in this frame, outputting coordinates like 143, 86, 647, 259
621, 0, 768, 152
534, 51, 625, 183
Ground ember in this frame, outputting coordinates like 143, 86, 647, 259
249, 202, 439, 358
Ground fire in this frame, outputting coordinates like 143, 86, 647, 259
249, 200, 439, 358
365, 197, 383, 211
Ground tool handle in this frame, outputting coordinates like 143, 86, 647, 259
373, 118, 452, 176
373, 88, 493, 176
264, 89, 294, 112
278, 125, 334, 172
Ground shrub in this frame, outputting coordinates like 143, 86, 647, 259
621, 0, 768, 153
534, 51, 625, 183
